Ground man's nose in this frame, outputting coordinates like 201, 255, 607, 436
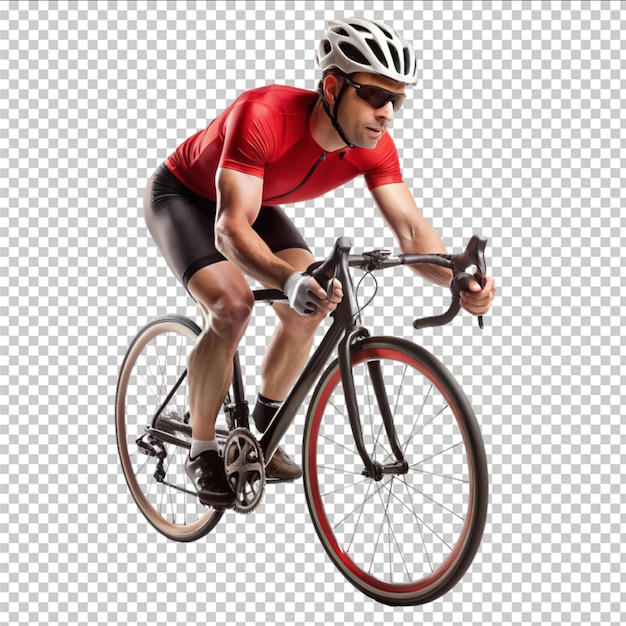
376, 101, 394, 121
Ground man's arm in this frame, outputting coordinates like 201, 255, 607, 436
371, 182, 452, 286
214, 167, 297, 290
371, 182, 496, 315
214, 167, 337, 314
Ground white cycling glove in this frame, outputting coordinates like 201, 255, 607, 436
283, 272, 319, 316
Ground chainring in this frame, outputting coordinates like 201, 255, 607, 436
223, 428, 266, 514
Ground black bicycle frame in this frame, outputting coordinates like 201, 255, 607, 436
145, 235, 481, 479
257, 245, 359, 466
258, 237, 459, 479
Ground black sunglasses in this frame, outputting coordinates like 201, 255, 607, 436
343, 76, 407, 112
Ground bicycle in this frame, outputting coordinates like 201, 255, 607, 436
115, 235, 489, 606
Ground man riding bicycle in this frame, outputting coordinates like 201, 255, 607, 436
143, 17, 496, 507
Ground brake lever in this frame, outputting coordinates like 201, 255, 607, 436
473, 236, 487, 329
453, 235, 488, 329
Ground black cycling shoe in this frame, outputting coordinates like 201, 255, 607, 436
185, 450, 236, 508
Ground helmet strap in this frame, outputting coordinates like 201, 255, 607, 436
318, 79, 354, 149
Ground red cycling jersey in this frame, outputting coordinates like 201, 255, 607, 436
164, 85, 404, 204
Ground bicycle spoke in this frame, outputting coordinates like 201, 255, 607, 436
400, 397, 453, 462
137, 334, 186, 423
411, 440, 465, 468
379, 479, 454, 559
345, 477, 377, 554
403, 480, 434, 573
332, 478, 382, 535
399, 475, 465, 522
165, 445, 180, 522
141, 346, 167, 417
401, 382, 431, 455
369, 480, 392, 575
374, 478, 413, 582
413, 466, 469, 484
392, 363, 408, 420
316, 463, 365, 478
133, 452, 152, 481
319, 475, 370, 498
320, 433, 359, 459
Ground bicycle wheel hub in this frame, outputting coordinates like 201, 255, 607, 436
361, 459, 409, 481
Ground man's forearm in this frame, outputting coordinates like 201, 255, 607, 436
215, 218, 294, 289
397, 225, 453, 288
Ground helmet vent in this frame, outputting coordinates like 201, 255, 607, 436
366, 39, 387, 67
388, 42, 401, 72
403, 47, 411, 73
376, 24, 394, 39
339, 42, 369, 66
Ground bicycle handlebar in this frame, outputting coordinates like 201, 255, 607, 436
309, 235, 488, 330
406, 234, 487, 329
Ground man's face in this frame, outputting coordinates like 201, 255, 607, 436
334, 72, 407, 149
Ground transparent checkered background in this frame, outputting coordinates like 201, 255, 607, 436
2, 1, 624, 624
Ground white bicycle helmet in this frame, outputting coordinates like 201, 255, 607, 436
317, 17, 418, 85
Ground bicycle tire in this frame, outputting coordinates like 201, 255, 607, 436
302, 336, 488, 605
115, 315, 224, 541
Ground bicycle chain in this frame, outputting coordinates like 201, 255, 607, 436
158, 478, 198, 498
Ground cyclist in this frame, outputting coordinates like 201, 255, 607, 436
143, 17, 496, 507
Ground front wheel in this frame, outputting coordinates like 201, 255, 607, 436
303, 337, 488, 605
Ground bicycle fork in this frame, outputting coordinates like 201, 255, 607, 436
338, 328, 409, 481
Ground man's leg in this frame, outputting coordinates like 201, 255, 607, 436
185, 261, 254, 505
257, 305, 321, 403
252, 249, 330, 478
258, 247, 327, 401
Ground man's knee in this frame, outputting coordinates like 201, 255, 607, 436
211, 291, 254, 338
188, 264, 255, 343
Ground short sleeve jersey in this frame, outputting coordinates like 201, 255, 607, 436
164, 85, 404, 204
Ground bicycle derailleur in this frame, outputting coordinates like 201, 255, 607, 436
223, 428, 266, 515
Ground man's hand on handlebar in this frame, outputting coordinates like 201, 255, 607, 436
283, 272, 343, 317
459, 275, 496, 317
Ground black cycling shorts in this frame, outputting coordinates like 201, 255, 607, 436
143, 164, 311, 288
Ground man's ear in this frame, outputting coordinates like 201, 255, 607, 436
323, 74, 340, 105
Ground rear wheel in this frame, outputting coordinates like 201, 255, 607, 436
115, 315, 224, 541
303, 337, 488, 605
